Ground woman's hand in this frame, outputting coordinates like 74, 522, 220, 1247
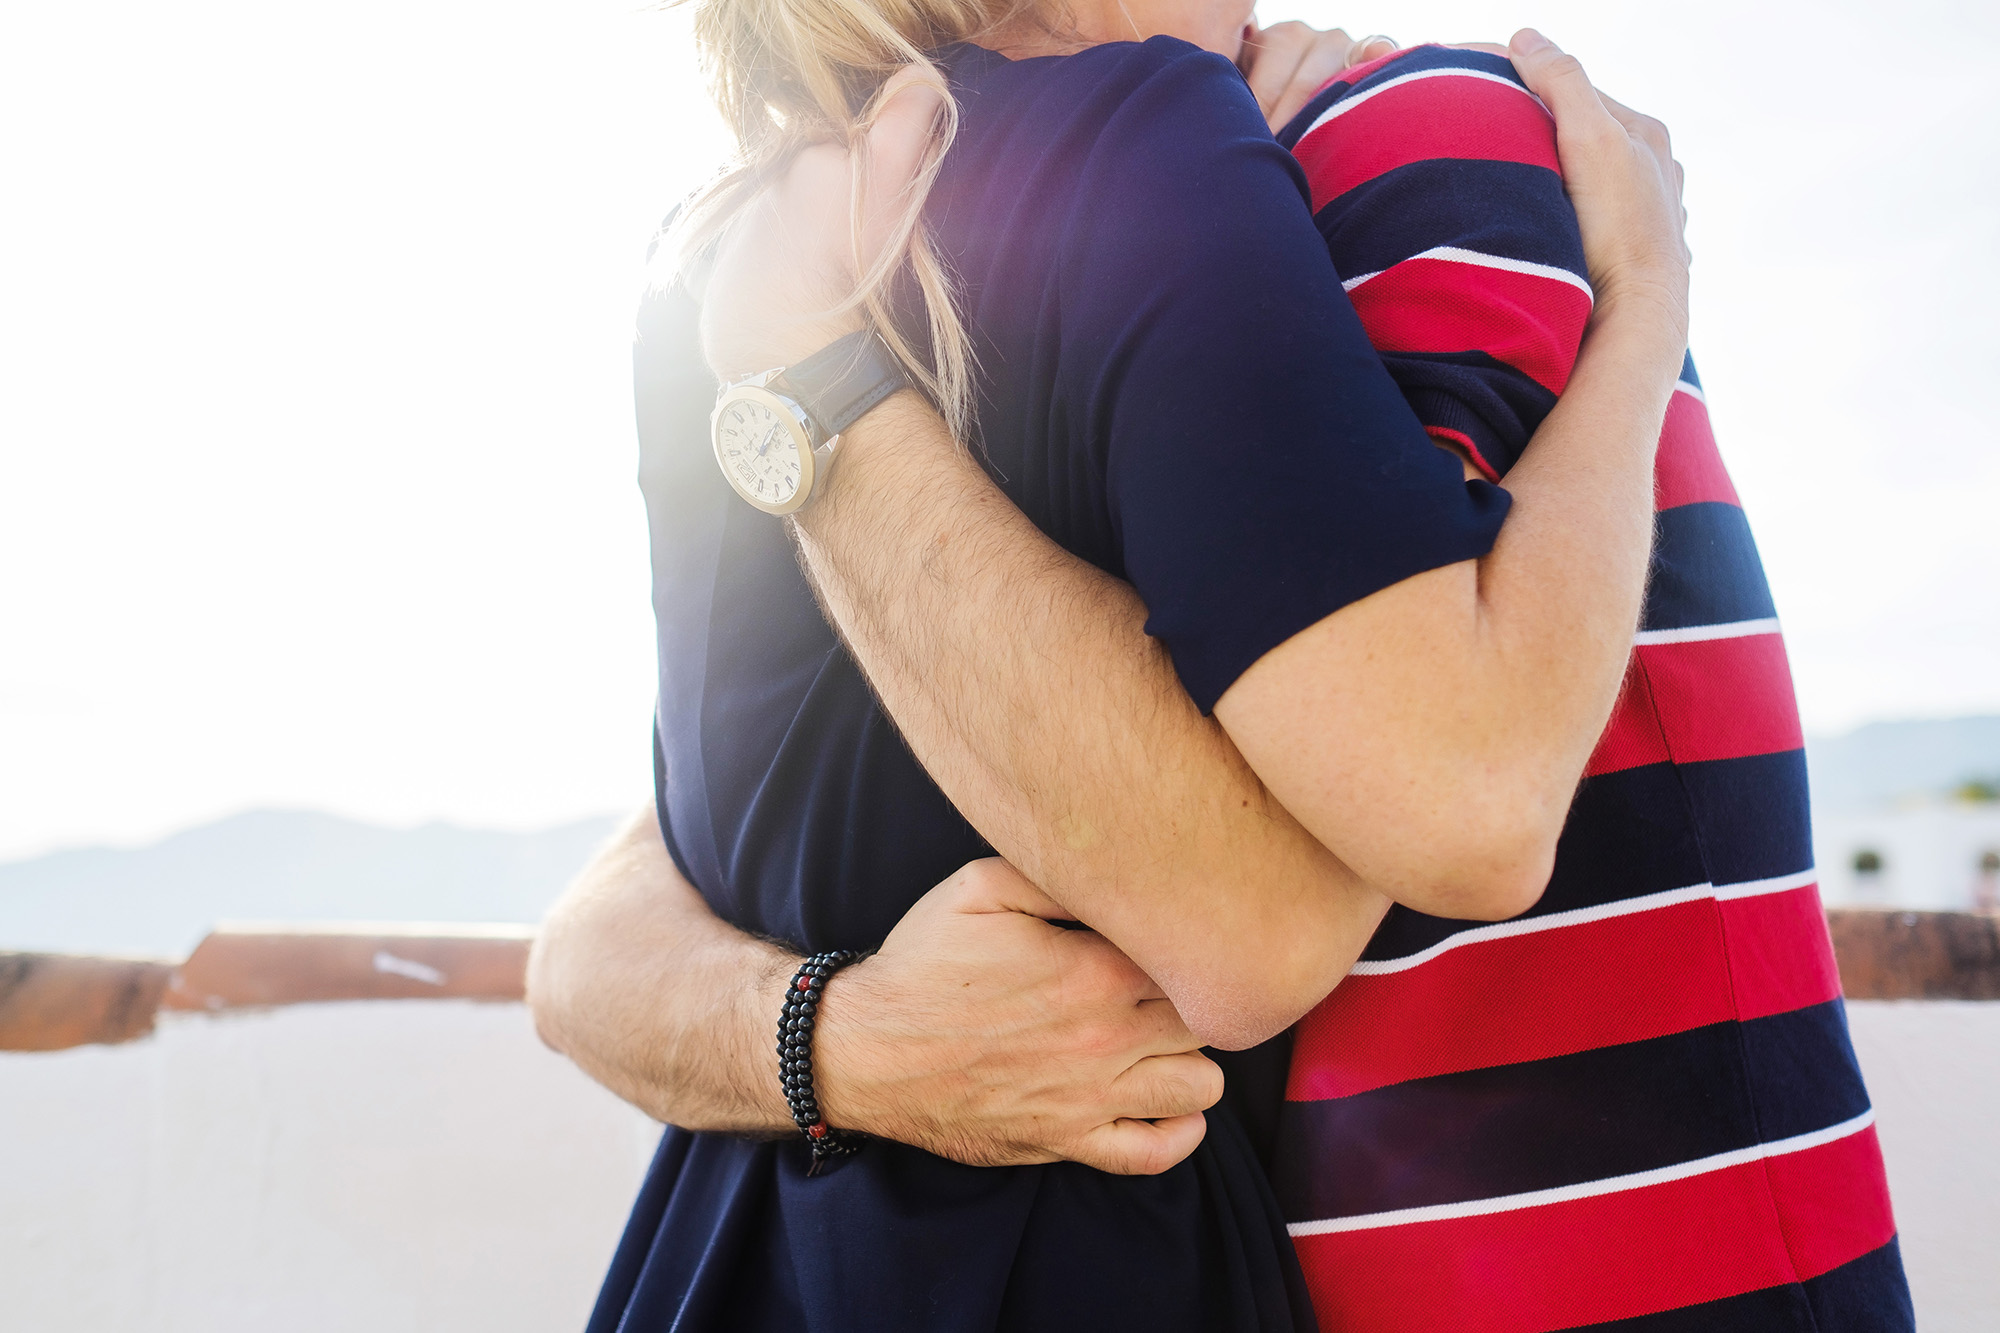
1237, 23, 1397, 132
699, 70, 944, 380
1507, 29, 1691, 342
814, 858, 1224, 1175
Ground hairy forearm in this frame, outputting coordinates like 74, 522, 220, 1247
793, 396, 1386, 1048
527, 808, 796, 1133
1472, 299, 1678, 784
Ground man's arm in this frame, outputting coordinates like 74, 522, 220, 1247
704, 34, 1688, 1048
527, 808, 1224, 1172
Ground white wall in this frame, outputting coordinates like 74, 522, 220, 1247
1847, 1001, 2000, 1331
2, 1000, 1993, 1330
0, 1002, 657, 1333
1817, 806, 2000, 910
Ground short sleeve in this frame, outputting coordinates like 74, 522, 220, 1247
1061, 45, 1511, 712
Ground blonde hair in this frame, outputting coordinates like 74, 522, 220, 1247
668, 0, 1044, 439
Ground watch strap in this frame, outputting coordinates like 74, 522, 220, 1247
773, 330, 910, 439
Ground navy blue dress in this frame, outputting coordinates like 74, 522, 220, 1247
592, 38, 1511, 1333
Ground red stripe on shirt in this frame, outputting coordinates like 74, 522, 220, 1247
1585, 658, 1670, 777
1425, 424, 1501, 482
1347, 258, 1590, 393
1656, 392, 1740, 509
1768, 1124, 1900, 1280
1722, 882, 1844, 1019
1291, 1126, 1894, 1333
1294, 75, 1559, 210
1638, 633, 1803, 764
1287, 897, 1731, 1102
1285, 886, 1842, 1103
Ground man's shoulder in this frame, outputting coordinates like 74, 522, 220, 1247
944, 36, 1267, 167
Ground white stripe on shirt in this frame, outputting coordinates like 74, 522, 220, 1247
1287, 1109, 1874, 1236
1343, 245, 1593, 301
1633, 617, 1782, 647
1300, 65, 1544, 138
1346, 867, 1819, 977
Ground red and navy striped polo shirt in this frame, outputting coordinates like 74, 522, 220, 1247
1272, 46, 1913, 1331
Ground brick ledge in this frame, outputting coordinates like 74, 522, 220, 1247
3, 923, 533, 1051
4, 910, 1996, 1052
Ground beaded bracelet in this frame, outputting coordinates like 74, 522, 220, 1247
776, 949, 867, 1176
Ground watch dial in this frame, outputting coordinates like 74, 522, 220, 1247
717, 398, 803, 507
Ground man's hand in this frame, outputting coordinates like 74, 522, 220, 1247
1237, 24, 1397, 133
818, 859, 1223, 1175
531, 812, 1220, 1175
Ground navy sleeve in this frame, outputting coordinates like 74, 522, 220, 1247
1061, 45, 1511, 712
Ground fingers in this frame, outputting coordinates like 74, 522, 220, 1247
1070, 1111, 1210, 1176
857, 67, 946, 276
1268, 29, 1373, 131
1111, 1051, 1226, 1119
1350, 34, 1398, 66
1508, 29, 1617, 143
1245, 25, 1399, 132
941, 856, 1073, 920
1240, 21, 1319, 123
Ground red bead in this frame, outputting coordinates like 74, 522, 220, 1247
795, 976, 811, 991
807, 1121, 827, 1139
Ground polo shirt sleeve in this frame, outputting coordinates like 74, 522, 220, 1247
1062, 46, 1512, 712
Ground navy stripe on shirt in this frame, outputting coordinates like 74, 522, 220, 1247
1568, 1239, 1913, 1332
1274, 1001, 1870, 1223
1643, 502, 1780, 632
1313, 157, 1584, 284
1359, 750, 1811, 963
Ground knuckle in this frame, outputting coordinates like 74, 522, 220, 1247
1072, 1019, 1125, 1062
1544, 52, 1586, 81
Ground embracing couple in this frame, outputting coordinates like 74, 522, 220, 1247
529, 3, 1913, 1329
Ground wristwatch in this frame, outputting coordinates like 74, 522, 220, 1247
710, 330, 910, 515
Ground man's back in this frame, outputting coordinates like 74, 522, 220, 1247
1271, 45, 1912, 1332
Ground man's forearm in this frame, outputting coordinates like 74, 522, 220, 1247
528, 808, 796, 1133
529, 811, 1228, 1173
793, 398, 1388, 1049
792, 309, 1674, 1036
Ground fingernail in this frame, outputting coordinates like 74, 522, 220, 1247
1514, 28, 1551, 53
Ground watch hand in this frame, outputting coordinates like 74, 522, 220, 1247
756, 424, 780, 458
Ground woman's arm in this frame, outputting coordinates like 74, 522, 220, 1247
702, 33, 1686, 1048
527, 809, 1223, 1171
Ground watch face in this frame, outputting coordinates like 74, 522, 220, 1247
713, 389, 813, 513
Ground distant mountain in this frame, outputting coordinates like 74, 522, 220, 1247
8, 716, 1996, 958
1806, 716, 2000, 818
0, 809, 622, 958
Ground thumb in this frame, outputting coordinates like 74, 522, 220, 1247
858, 66, 947, 273
1508, 29, 1614, 139
943, 857, 1076, 922
1069, 1112, 1210, 1175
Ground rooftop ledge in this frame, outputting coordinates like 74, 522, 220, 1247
2, 922, 534, 1052
3, 909, 1996, 1054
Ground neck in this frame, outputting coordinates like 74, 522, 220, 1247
985, 0, 1222, 60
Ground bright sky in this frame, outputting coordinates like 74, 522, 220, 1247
2, 0, 1995, 860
